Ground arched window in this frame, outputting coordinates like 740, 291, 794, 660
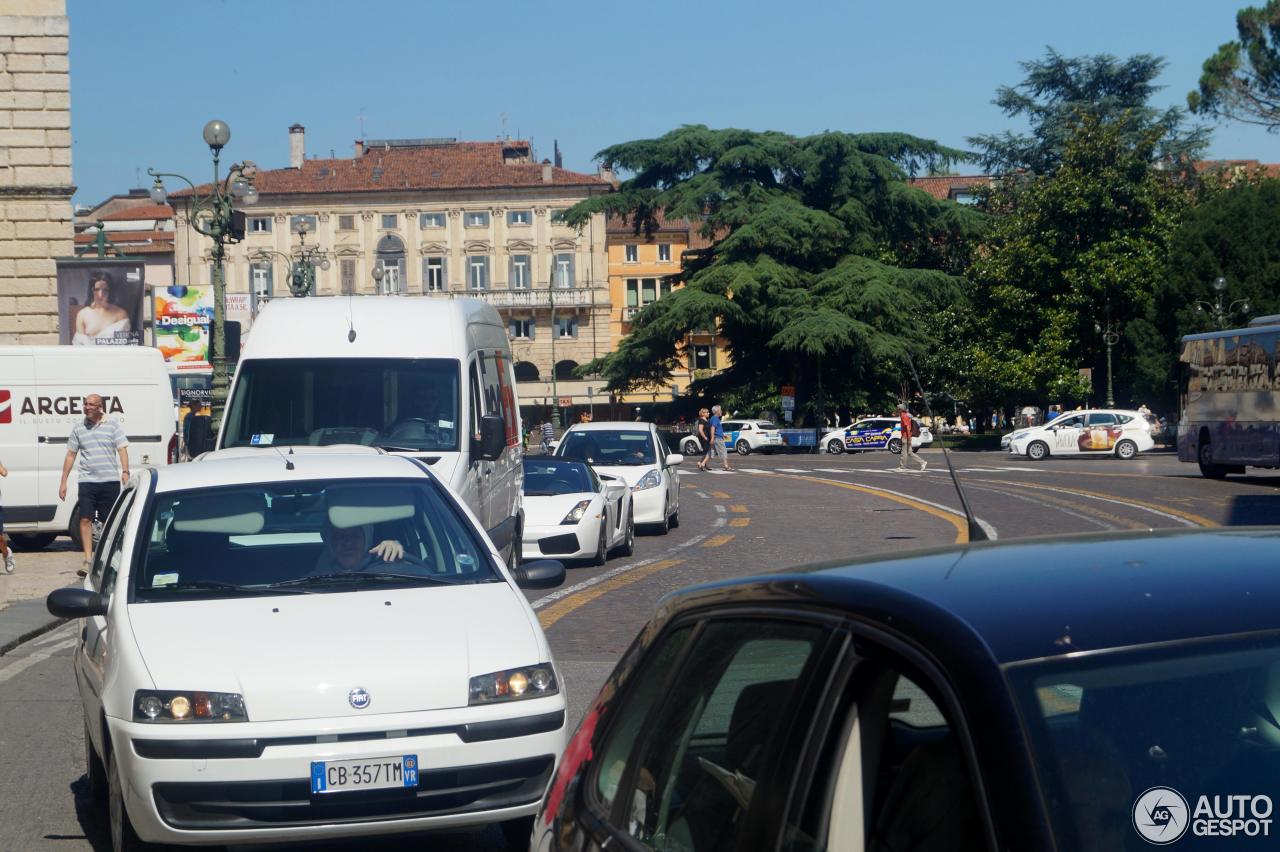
554, 360, 579, 381
514, 361, 540, 382
375, 234, 406, 294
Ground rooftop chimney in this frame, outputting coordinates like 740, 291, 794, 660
354, 140, 365, 159
289, 124, 305, 169
542, 161, 553, 183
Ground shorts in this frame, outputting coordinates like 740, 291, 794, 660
710, 439, 728, 459
0, 506, 5, 533
78, 481, 121, 521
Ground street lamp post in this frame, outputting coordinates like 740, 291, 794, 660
1093, 306, 1120, 409
1194, 276, 1250, 330
149, 120, 258, 435
251, 219, 330, 298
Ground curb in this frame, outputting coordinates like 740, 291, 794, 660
0, 595, 71, 658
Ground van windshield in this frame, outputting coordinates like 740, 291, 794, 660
222, 358, 461, 452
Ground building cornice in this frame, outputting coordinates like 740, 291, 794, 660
0, 184, 76, 199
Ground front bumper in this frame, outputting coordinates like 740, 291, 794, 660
522, 522, 592, 559
110, 700, 566, 844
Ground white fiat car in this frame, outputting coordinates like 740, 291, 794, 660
554, 422, 682, 533
521, 457, 634, 564
1005, 409, 1156, 460
47, 453, 567, 852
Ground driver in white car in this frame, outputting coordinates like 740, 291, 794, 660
314, 520, 405, 574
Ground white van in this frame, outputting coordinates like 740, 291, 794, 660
217, 297, 525, 567
0, 346, 176, 550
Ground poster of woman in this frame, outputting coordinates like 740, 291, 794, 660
55, 261, 145, 346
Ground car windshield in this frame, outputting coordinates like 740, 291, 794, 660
221, 358, 461, 452
1009, 636, 1280, 849
556, 429, 656, 466
132, 478, 499, 600
524, 459, 593, 495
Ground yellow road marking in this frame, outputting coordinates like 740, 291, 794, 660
987, 480, 1218, 527
729, 504, 748, 513
761, 471, 968, 543
538, 559, 684, 630
729, 517, 751, 528
711, 490, 731, 499
702, 534, 735, 547
974, 482, 1148, 530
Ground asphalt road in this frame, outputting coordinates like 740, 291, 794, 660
2, 447, 1275, 850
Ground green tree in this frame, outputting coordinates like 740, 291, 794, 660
563, 126, 985, 418
957, 114, 1190, 412
1190, 1, 1280, 129
971, 48, 1209, 174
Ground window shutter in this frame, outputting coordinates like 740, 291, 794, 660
568, 254, 576, 288
508, 255, 516, 290
529, 318, 535, 341
397, 257, 407, 293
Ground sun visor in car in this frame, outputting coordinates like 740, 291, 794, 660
327, 485, 416, 528
172, 492, 266, 534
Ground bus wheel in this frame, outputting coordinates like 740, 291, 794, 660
1198, 439, 1228, 479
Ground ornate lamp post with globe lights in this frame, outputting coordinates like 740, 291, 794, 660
148, 119, 259, 434
1195, 276, 1250, 330
250, 218, 330, 298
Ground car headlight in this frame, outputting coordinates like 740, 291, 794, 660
561, 500, 592, 525
469, 664, 558, 705
632, 469, 662, 491
133, 689, 247, 722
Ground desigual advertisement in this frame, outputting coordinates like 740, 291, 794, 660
153, 285, 213, 368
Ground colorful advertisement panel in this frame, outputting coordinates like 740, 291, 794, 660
154, 285, 213, 368
55, 259, 145, 346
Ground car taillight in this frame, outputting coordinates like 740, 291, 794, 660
167, 434, 178, 464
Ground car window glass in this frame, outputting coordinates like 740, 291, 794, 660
523, 459, 592, 495
1116, 414, 1134, 425
610, 619, 827, 850
95, 489, 136, 597
1058, 415, 1086, 428
468, 360, 482, 442
557, 430, 656, 466
89, 486, 132, 588
1086, 413, 1117, 426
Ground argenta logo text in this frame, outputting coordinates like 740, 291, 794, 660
0, 394, 125, 422
1133, 787, 1273, 843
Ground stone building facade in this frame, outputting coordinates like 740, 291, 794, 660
0, 0, 72, 344
172, 129, 612, 420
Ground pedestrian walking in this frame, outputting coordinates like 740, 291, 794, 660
578, 410, 593, 425
541, 420, 555, 453
695, 408, 711, 471
58, 393, 129, 576
0, 458, 14, 574
709, 404, 731, 471
896, 403, 926, 471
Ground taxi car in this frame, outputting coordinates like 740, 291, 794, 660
47, 453, 567, 852
1005, 409, 1155, 460
679, 419, 784, 456
532, 528, 1280, 851
822, 416, 932, 454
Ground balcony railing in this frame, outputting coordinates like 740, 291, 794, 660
467, 287, 604, 308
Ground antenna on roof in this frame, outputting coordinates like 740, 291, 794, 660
903, 352, 989, 542
271, 444, 295, 471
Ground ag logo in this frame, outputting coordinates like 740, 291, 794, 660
0, 390, 9, 424
1134, 786, 1190, 844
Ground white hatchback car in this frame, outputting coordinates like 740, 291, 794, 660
554, 422, 683, 533
521, 457, 634, 564
47, 453, 567, 852
680, 419, 783, 456
1005, 409, 1156, 460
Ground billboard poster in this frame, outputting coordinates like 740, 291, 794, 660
56, 259, 145, 346
154, 284, 213, 368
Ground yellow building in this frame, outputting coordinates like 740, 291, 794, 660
171, 128, 613, 420
606, 213, 728, 405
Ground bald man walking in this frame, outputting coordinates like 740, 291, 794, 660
59, 394, 129, 576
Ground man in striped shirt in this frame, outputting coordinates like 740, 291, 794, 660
58, 394, 129, 574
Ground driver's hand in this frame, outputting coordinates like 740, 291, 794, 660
369, 539, 405, 562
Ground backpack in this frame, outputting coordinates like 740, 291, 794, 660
908, 418, 920, 438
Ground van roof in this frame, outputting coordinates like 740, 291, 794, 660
242, 296, 506, 360
0, 346, 165, 361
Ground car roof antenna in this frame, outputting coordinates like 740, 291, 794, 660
272, 444, 295, 471
903, 351, 988, 542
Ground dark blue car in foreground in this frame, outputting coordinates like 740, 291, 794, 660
533, 529, 1280, 851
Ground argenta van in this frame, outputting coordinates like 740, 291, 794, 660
218, 297, 525, 566
0, 346, 176, 550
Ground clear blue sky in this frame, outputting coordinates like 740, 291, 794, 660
68, 0, 1276, 207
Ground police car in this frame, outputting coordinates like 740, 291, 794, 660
822, 416, 932, 454
679, 419, 784, 456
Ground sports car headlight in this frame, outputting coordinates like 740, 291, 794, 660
632, 469, 662, 491
469, 664, 558, 705
561, 500, 592, 525
133, 689, 247, 722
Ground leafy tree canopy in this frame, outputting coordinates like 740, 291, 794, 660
562, 125, 986, 416
956, 113, 1191, 412
1190, 1, 1280, 129
971, 48, 1209, 174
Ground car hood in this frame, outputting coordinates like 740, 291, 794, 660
524, 492, 598, 527
580, 464, 657, 487
127, 583, 541, 722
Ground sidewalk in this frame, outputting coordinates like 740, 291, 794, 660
0, 539, 82, 655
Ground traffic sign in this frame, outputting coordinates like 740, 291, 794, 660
558, 397, 572, 407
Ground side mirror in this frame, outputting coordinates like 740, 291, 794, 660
665, 453, 684, 467
474, 414, 506, 462
513, 559, 565, 589
47, 587, 108, 618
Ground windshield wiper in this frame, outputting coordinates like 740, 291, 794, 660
372, 443, 423, 452
149, 580, 311, 596
268, 571, 473, 588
